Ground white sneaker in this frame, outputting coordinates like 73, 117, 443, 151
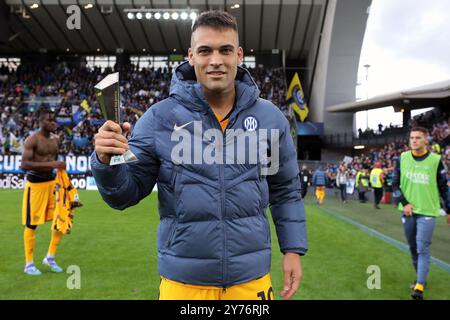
42, 257, 63, 273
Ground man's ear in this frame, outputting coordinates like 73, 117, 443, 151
188, 48, 194, 66
237, 46, 244, 64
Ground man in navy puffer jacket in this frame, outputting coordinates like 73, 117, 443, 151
91, 10, 307, 300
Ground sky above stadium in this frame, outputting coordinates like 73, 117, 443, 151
355, 0, 450, 130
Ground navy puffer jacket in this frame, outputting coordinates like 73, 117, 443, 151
91, 62, 307, 287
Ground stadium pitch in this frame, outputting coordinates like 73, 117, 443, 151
1, 189, 449, 300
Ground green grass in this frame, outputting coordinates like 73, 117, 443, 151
315, 192, 450, 263
1, 189, 449, 300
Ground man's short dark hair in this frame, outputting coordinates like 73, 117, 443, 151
38, 107, 54, 122
410, 126, 428, 136
192, 10, 238, 34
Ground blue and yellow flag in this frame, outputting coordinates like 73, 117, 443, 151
286, 72, 309, 122
80, 99, 91, 113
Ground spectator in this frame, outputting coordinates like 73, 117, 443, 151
336, 164, 349, 203
0, 61, 288, 157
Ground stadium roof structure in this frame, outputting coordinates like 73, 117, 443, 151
326, 79, 450, 113
0, 0, 326, 60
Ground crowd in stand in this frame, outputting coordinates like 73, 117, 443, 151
0, 61, 448, 193
302, 109, 450, 201
307, 109, 450, 197
0, 61, 286, 157
357, 123, 404, 139
321, 139, 408, 192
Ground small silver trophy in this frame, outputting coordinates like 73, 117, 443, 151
94, 72, 137, 166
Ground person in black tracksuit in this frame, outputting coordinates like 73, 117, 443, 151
299, 165, 311, 199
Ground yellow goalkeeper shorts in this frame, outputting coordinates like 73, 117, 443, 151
159, 273, 274, 300
22, 180, 56, 226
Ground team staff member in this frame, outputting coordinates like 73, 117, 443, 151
393, 127, 450, 300
91, 10, 307, 300
355, 167, 369, 203
370, 162, 384, 209
312, 167, 328, 205
21, 109, 67, 275
300, 165, 311, 199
